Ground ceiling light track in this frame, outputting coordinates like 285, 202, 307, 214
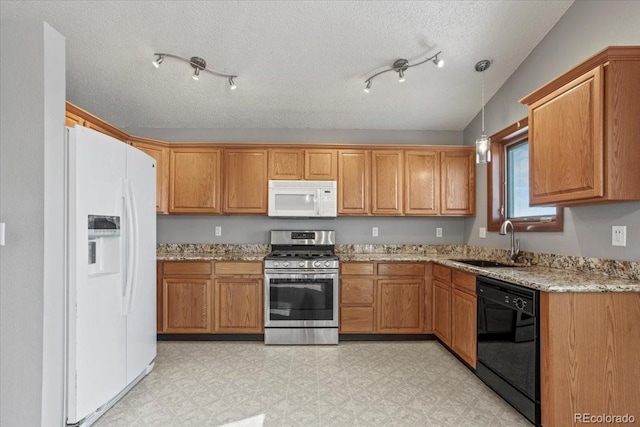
363, 51, 443, 93
153, 53, 238, 89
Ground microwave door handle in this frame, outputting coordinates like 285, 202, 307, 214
315, 190, 321, 215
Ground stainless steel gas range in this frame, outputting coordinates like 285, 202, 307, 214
264, 230, 339, 345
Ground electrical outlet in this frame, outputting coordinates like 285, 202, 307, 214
479, 227, 487, 239
372, 227, 378, 237
612, 225, 626, 247
215, 226, 222, 237
436, 228, 443, 238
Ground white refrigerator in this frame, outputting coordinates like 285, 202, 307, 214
65, 126, 156, 426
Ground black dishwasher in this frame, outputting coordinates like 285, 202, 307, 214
476, 276, 540, 426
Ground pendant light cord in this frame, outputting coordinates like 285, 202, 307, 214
481, 71, 485, 134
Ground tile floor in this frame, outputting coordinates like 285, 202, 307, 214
95, 340, 532, 426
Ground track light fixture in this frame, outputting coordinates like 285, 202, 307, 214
152, 53, 238, 89
363, 51, 443, 93
475, 59, 492, 164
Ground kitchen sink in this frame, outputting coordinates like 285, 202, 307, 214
452, 259, 520, 268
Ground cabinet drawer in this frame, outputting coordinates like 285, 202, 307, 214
214, 261, 262, 276
377, 263, 425, 276
433, 264, 451, 282
341, 278, 374, 304
341, 262, 374, 276
163, 261, 212, 276
340, 307, 374, 333
452, 270, 476, 294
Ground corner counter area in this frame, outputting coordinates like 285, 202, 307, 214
157, 243, 640, 425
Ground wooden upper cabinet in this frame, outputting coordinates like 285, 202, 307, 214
305, 149, 337, 180
65, 101, 129, 143
131, 139, 170, 214
169, 147, 221, 214
371, 150, 403, 215
440, 149, 475, 215
223, 148, 268, 213
337, 150, 370, 215
65, 110, 85, 127
268, 148, 304, 180
520, 47, 640, 205
268, 148, 337, 181
404, 150, 439, 215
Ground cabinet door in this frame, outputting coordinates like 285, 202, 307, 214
376, 278, 424, 333
163, 278, 212, 333
337, 150, 370, 215
132, 141, 170, 214
433, 279, 451, 345
451, 288, 477, 368
169, 147, 221, 213
341, 277, 374, 305
440, 150, 475, 215
305, 149, 337, 180
223, 148, 268, 213
372, 151, 403, 215
404, 150, 439, 215
268, 148, 304, 180
340, 307, 374, 333
214, 278, 263, 333
529, 67, 603, 204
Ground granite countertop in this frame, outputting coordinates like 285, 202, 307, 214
156, 245, 640, 293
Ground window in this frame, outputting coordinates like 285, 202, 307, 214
487, 118, 563, 232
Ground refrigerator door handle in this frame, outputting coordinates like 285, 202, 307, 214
127, 179, 139, 314
123, 178, 136, 316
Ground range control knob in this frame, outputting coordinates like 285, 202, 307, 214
283, 262, 289, 267
324, 261, 332, 267
299, 261, 305, 267
514, 297, 526, 310
313, 261, 321, 268
273, 261, 279, 267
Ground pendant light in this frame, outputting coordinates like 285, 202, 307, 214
475, 59, 491, 164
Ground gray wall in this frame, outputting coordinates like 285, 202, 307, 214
0, 20, 66, 426
464, 0, 640, 261
158, 215, 466, 245
130, 128, 468, 245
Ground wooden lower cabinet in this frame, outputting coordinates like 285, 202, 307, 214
540, 292, 640, 426
340, 261, 426, 334
376, 278, 424, 333
340, 263, 375, 333
213, 278, 263, 333
163, 277, 212, 333
451, 288, 476, 367
432, 264, 476, 368
433, 279, 451, 345
158, 260, 263, 335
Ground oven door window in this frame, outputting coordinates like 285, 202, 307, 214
477, 295, 537, 400
269, 277, 334, 321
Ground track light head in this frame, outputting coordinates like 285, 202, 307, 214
229, 77, 237, 90
398, 69, 405, 83
152, 55, 164, 68
193, 68, 200, 80
364, 80, 372, 93
433, 55, 444, 68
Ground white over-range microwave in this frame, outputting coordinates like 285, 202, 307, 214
268, 180, 337, 217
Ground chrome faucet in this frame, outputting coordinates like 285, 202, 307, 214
499, 220, 520, 262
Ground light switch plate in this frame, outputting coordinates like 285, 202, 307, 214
479, 227, 487, 238
372, 227, 378, 237
436, 228, 443, 238
612, 225, 626, 246
215, 226, 222, 237
0, 222, 5, 246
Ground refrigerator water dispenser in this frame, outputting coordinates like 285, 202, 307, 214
87, 215, 121, 275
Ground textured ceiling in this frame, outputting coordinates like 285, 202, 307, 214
1, 1, 574, 131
